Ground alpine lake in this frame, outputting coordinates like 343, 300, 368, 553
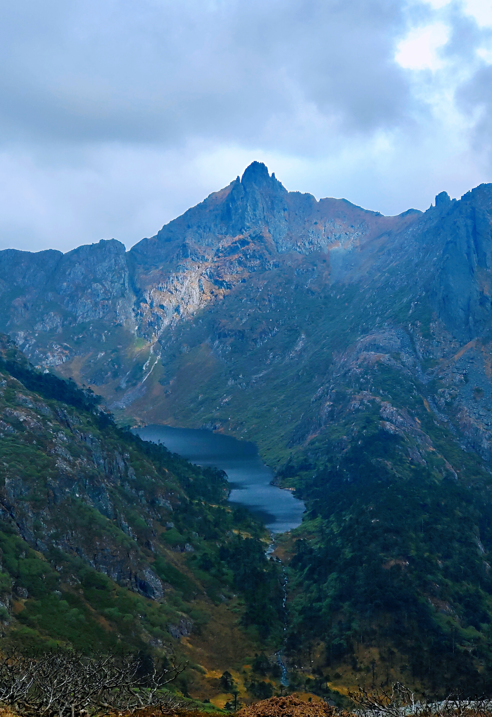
135, 425, 305, 534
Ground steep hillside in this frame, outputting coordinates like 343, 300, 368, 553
0, 335, 283, 701
276, 329, 492, 695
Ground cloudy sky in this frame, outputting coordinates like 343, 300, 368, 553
0, 0, 491, 253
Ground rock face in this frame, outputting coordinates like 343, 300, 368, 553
0, 164, 402, 380
1, 164, 492, 466
0, 334, 171, 602
0, 162, 414, 341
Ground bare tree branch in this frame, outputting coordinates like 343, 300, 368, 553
0, 650, 186, 717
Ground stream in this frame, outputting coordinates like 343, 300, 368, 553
135, 424, 305, 684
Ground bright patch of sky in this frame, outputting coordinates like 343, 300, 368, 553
395, 23, 449, 70
461, 0, 492, 27
425, 0, 492, 25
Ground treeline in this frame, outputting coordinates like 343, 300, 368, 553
0, 356, 102, 413
219, 536, 284, 635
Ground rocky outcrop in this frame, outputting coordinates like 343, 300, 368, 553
0, 391, 165, 600
429, 185, 492, 341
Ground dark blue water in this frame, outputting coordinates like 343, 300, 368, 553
135, 425, 305, 534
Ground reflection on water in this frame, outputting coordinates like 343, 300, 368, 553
135, 425, 305, 534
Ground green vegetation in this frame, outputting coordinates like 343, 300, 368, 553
132, 261, 492, 693
0, 334, 283, 699
280, 380, 492, 694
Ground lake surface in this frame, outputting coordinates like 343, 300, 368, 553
135, 425, 305, 534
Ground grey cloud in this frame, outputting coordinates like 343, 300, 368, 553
450, 4, 492, 164
0, 0, 413, 149
270, 0, 410, 132
457, 63, 492, 158
0, 0, 491, 255
442, 2, 492, 63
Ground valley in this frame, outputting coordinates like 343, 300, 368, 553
2, 162, 492, 695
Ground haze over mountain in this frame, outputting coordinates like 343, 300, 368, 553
3, 163, 492, 691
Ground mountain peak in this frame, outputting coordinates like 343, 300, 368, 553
241, 161, 272, 187
435, 190, 452, 208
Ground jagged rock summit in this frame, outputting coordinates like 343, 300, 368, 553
1, 163, 491, 401
241, 159, 277, 186
2, 162, 492, 473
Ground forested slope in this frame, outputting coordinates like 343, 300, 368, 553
0, 334, 283, 701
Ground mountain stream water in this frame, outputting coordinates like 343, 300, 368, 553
135, 425, 305, 685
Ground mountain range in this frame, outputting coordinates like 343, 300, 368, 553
3, 161, 492, 693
